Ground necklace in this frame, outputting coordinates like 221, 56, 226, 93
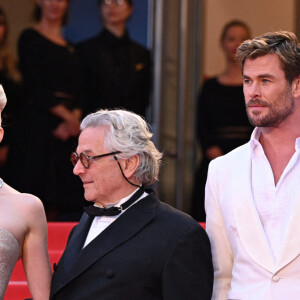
0, 178, 3, 188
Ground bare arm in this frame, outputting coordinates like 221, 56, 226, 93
22, 196, 52, 300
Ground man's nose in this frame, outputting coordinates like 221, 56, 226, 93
247, 81, 261, 99
73, 160, 86, 175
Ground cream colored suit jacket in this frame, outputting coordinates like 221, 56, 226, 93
205, 142, 300, 300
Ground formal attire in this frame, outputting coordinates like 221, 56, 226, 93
191, 77, 252, 221
77, 29, 151, 118
0, 227, 19, 300
50, 189, 213, 300
7, 28, 86, 219
205, 128, 300, 300
0, 179, 20, 300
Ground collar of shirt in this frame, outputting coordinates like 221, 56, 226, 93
250, 126, 300, 261
94, 187, 144, 209
249, 127, 262, 153
83, 188, 148, 248
250, 127, 300, 154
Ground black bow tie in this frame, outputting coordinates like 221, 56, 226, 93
83, 187, 144, 217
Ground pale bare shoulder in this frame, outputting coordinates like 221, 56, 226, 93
2, 182, 44, 212
1, 183, 53, 298
0, 181, 47, 246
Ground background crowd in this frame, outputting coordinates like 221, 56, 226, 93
0, 0, 152, 221
0, 0, 254, 222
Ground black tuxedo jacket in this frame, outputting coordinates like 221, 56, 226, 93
77, 29, 151, 117
50, 192, 213, 300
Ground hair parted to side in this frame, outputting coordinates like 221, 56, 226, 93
80, 109, 163, 186
0, 85, 7, 112
236, 31, 300, 84
33, 1, 69, 25
220, 19, 251, 42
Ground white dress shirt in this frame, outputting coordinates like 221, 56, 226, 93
250, 128, 300, 261
83, 189, 148, 248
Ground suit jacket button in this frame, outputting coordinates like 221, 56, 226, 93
105, 269, 115, 279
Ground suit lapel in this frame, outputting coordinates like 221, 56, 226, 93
232, 145, 276, 272
62, 213, 93, 273
60, 193, 158, 287
50, 212, 94, 297
276, 193, 300, 271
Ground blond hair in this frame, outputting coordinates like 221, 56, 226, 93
0, 85, 7, 111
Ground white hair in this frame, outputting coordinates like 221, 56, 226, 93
80, 109, 163, 185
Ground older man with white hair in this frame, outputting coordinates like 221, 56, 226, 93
50, 108, 213, 300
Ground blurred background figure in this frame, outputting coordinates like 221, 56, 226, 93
191, 20, 253, 221
0, 6, 23, 176
77, 0, 152, 119
6, 0, 86, 221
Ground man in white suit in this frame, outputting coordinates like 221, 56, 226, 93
205, 31, 300, 300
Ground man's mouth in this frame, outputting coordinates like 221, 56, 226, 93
82, 180, 93, 186
246, 99, 268, 108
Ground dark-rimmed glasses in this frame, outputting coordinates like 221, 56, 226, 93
71, 151, 121, 169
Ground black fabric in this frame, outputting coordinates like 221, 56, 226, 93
197, 77, 252, 151
50, 191, 213, 300
5, 28, 86, 218
62, 213, 94, 273
77, 29, 151, 118
191, 77, 253, 221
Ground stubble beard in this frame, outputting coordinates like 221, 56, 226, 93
246, 88, 294, 128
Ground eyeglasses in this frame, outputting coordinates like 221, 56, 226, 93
103, 0, 126, 6
71, 151, 121, 169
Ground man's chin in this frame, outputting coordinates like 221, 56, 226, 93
83, 192, 95, 203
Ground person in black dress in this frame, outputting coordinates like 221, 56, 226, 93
77, 0, 151, 118
191, 20, 253, 221
8, 0, 86, 221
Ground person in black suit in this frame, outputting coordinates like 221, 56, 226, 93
77, 0, 151, 118
50, 109, 213, 300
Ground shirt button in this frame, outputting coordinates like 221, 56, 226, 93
272, 275, 280, 282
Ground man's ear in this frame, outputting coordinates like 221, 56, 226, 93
122, 154, 140, 179
292, 76, 300, 98
0, 127, 4, 143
